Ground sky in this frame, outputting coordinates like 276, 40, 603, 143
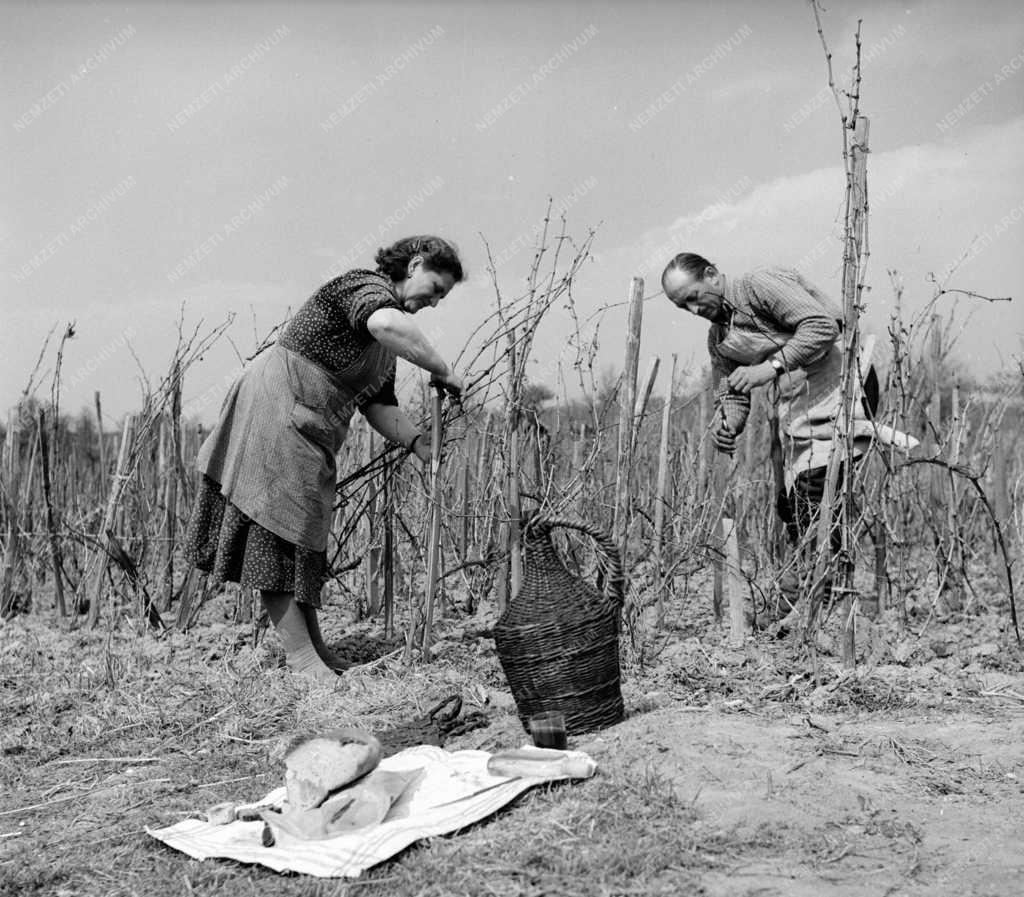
2, 0, 1022, 426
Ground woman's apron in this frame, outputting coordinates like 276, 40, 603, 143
195, 342, 394, 551
715, 322, 914, 490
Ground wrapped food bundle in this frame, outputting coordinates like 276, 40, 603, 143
258, 728, 423, 842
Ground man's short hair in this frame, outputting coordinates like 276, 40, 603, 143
662, 252, 714, 285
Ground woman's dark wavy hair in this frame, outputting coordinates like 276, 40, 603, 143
375, 235, 464, 283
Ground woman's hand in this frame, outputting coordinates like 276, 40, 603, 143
727, 361, 777, 394
409, 433, 432, 463
430, 369, 464, 401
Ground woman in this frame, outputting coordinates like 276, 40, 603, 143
184, 235, 465, 680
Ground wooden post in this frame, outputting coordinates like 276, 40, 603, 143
94, 391, 107, 502
710, 400, 735, 623
614, 277, 645, 561
653, 354, 677, 623
505, 427, 521, 610
86, 414, 135, 627
365, 547, 382, 616
459, 434, 471, 559
698, 381, 712, 498
992, 439, 1016, 601
420, 388, 444, 655
174, 568, 200, 631
162, 362, 183, 610
382, 456, 395, 638
571, 423, 584, 473
841, 115, 870, 665
927, 315, 943, 444
653, 355, 677, 563
37, 410, 67, 617
503, 330, 523, 614
1, 408, 24, 617
571, 422, 586, 516
946, 377, 963, 599
722, 517, 749, 644
766, 388, 787, 565
631, 356, 660, 458
873, 522, 889, 610
810, 115, 869, 664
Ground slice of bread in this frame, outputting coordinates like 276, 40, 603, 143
282, 728, 382, 810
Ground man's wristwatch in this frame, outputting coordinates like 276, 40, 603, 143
769, 358, 786, 378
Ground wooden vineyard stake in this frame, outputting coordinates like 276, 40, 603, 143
992, 439, 1016, 603
652, 355, 677, 623
614, 277, 645, 563
766, 391, 787, 565
927, 314, 960, 610
710, 436, 734, 624
501, 326, 522, 617
94, 391, 107, 503
722, 517, 749, 644
652, 354, 676, 562
86, 414, 136, 627
37, 410, 67, 617
161, 363, 183, 611
873, 524, 889, 611
698, 383, 712, 499
459, 433, 471, 560
420, 387, 444, 656
363, 432, 379, 619
1, 408, 24, 617
631, 356, 660, 458
811, 113, 869, 664
174, 568, 200, 631
365, 547, 382, 617
383, 457, 395, 639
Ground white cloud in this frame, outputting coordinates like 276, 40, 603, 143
593, 115, 1024, 376
709, 74, 780, 103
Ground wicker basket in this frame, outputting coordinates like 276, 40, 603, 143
493, 513, 626, 735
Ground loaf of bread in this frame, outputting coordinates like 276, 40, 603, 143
282, 728, 382, 810
262, 768, 422, 842
486, 747, 596, 780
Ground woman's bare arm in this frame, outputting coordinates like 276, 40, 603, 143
361, 402, 430, 462
366, 308, 451, 378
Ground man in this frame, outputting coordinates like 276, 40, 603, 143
662, 252, 908, 625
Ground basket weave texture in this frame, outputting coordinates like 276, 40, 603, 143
494, 514, 626, 735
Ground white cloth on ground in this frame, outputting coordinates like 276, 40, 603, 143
147, 744, 595, 878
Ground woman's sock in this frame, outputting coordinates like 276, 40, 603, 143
299, 605, 351, 673
260, 591, 336, 681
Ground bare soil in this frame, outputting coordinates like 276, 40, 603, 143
1, 575, 1022, 896
582, 707, 1023, 897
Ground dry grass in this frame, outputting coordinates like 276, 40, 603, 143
0, 596, 704, 897
1, 571, 1021, 896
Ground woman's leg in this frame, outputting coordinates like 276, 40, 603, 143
299, 604, 351, 673
260, 590, 336, 681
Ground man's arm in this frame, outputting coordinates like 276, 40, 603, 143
747, 268, 840, 370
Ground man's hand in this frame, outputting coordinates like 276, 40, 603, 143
727, 361, 777, 394
711, 421, 737, 455
430, 369, 464, 401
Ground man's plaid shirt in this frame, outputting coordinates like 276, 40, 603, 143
709, 267, 842, 435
